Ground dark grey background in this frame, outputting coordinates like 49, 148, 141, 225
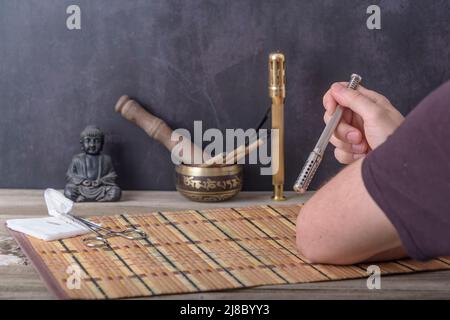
0, 0, 449, 191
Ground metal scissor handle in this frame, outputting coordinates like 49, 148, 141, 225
74, 214, 148, 248
104, 228, 148, 240
82, 228, 147, 248
82, 235, 110, 248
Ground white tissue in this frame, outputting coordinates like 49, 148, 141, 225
6, 189, 91, 241
45, 188, 74, 218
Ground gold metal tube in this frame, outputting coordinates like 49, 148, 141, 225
268, 53, 286, 201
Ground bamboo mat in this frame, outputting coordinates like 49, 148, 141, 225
9, 204, 450, 299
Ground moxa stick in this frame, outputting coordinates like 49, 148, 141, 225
234, 137, 265, 164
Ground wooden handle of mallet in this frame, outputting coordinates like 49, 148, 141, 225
115, 95, 205, 164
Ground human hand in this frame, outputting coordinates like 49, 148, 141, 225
323, 82, 405, 164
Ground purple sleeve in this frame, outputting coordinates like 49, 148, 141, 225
361, 81, 450, 261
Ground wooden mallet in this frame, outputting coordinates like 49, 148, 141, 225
115, 95, 205, 165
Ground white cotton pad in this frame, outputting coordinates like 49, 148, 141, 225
7, 217, 89, 241
6, 189, 90, 241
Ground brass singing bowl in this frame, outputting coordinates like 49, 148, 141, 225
175, 164, 243, 202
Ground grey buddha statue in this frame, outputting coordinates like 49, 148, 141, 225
64, 126, 121, 202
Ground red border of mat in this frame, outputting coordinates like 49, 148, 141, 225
9, 229, 70, 300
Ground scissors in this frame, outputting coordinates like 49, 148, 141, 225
70, 215, 147, 248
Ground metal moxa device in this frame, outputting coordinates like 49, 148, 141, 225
293, 74, 362, 193
269, 53, 286, 201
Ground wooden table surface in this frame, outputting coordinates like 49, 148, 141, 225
1, 189, 449, 300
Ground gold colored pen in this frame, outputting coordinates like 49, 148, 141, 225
269, 53, 286, 201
